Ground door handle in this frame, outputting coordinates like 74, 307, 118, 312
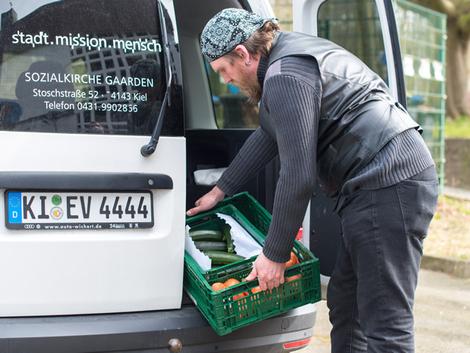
0, 172, 173, 190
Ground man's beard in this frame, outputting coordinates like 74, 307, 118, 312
239, 80, 261, 104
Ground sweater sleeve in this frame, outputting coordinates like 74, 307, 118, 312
262, 74, 321, 262
217, 126, 278, 196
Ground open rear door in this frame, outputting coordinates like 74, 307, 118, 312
293, 0, 406, 276
0, 0, 185, 316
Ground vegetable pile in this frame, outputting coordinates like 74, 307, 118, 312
189, 225, 244, 266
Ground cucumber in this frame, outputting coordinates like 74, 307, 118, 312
222, 224, 235, 254
205, 251, 244, 265
194, 241, 227, 252
189, 229, 223, 241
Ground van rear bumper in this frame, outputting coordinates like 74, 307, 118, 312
0, 303, 316, 353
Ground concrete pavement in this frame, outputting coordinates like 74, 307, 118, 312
298, 269, 470, 353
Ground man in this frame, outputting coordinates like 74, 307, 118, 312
187, 8, 438, 353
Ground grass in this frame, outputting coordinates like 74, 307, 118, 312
425, 195, 470, 261
445, 116, 470, 139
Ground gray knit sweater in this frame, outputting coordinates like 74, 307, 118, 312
217, 55, 435, 263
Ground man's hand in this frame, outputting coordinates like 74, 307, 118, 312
186, 186, 225, 216
245, 252, 286, 291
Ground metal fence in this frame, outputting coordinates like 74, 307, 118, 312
394, 0, 447, 189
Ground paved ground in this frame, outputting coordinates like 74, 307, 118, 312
298, 269, 470, 353
424, 194, 470, 264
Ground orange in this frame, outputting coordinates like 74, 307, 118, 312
233, 292, 248, 300
211, 282, 225, 291
285, 274, 302, 282
285, 259, 294, 268
223, 278, 240, 288
290, 251, 299, 264
285, 252, 299, 268
251, 286, 262, 294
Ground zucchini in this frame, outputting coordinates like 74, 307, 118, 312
205, 251, 244, 265
222, 224, 235, 254
189, 229, 223, 241
194, 240, 227, 252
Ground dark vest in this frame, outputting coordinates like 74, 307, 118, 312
266, 32, 419, 195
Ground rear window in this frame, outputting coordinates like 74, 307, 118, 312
0, 0, 168, 135
317, 0, 388, 84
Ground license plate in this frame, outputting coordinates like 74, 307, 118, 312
5, 191, 154, 230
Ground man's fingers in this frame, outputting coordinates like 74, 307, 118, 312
186, 199, 209, 216
245, 267, 257, 282
256, 272, 268, 291
259, 278, 267, 291
269, 277, 280, 290
188, 205, 208, 216
187, 195, 217, 216
266, 272, 285, 291
275, 273, 284, 287
186, 207, 199, 216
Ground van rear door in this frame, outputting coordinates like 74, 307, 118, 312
0, 0, 185, 316
293, 0, 406, 275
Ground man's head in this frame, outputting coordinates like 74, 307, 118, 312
200, 8, 279, 102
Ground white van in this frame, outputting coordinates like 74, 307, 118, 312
0, 0, 408, 351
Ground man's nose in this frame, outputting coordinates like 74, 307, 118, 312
222, 74, 231, 84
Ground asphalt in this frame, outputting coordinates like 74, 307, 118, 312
298, 269, 470, 353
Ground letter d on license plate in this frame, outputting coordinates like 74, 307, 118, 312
5, 191, 154, 230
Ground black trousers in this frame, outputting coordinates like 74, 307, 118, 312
327, 167, 438, 353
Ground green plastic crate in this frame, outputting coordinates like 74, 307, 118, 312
184, 192, 321, 336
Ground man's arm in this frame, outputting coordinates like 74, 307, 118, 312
216, 126, 278, 195
263, 73, 320, 262
247, 68, 321, 290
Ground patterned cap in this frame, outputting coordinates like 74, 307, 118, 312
200, 8, 276, 61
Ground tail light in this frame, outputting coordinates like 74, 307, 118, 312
283, 337, 311, 350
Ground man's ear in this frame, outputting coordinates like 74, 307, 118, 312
233, 45, 250, 60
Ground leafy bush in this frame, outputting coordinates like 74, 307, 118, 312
446, 116, 470, 139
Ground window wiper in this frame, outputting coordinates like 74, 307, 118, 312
141, 0, 173, 157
